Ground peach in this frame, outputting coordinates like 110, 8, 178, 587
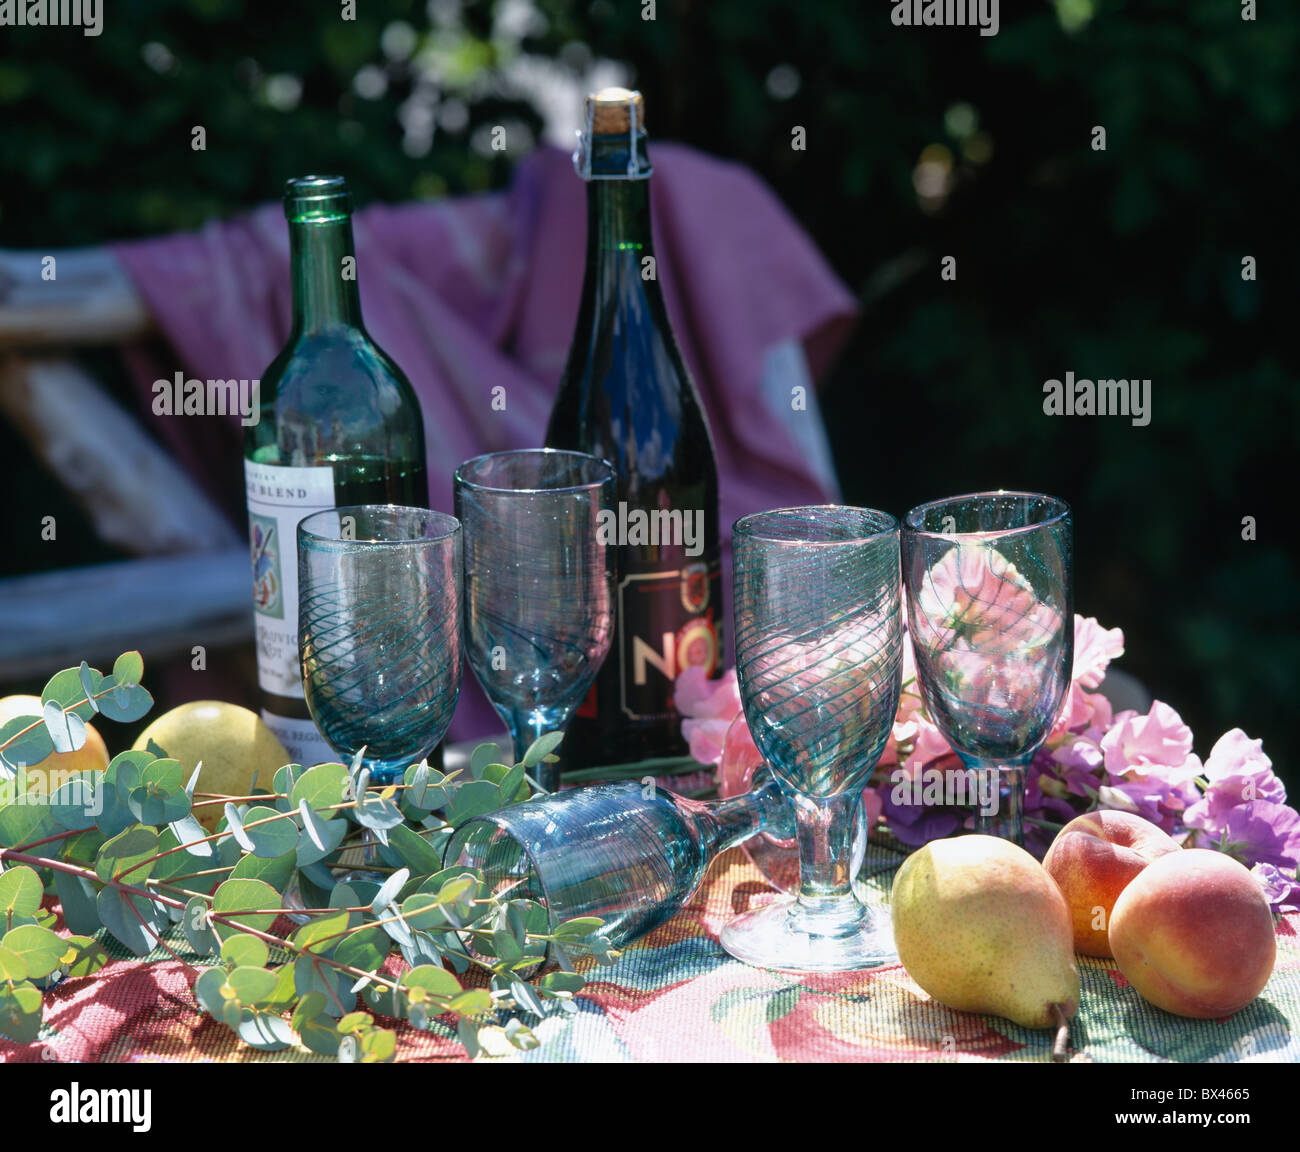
1043, 810, 1181, 957
1109, 849, 1276, 1019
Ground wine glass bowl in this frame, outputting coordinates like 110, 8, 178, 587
902, 491, 1073, 845
454, 449, 616, 789
723, 505, 903, 972
297, 505, 463, 783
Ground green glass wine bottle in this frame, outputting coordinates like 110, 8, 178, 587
545, 90, 723, 772
244, 176, 429, 767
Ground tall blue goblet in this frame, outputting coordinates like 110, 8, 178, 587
722, 506, 903, 972
902, 491, 1073, 846
453, 449, 615, 791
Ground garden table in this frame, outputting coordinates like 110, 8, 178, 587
3, 842, 1296, 1063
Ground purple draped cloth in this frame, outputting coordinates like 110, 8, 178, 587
114, 143, 856, 742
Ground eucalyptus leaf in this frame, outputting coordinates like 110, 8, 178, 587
53, 869, 101, 936
289, 762, 349, 822
182, 897, 217, 956
0, 716, 54, 773
354, 792, 404, 835
166, 814, 213, 859
328, 882, 362, 928
224, 804, 254, 852
193, 966, 227, 1016
112, 651, 144, 687
96, 888, 163, 956
449, 987, 493, 1016
226, 965, 279, 1006
60, 936, 110, 978
94, 824, 159, 884
0, 797, 58, 848
470, 742, 503, 778
370, 867, 410, 914
49, 774, 101, 832
522, 731, 564, 768
92, 782, 135, 839
4, 924, 69, 980
221, 933, 270, 969
399, 893, 449, 934
291, 910, 350, 955
0, 944, 29, 981
445, 779, 506, 823
235, 1009, 295, 1051
401, 963, 461, 998
106, 749, 152, 793
537, 970, 586, 994
240, 805, 300, 858
386, 822, 444, 876
293, 956, 354, 1018
77, 663, 101, 713
295, 814, 347, 867
95, 679, 154, 724
210, 878, 279, 943
43, 700, 87, 755
40, 667, 100, 722
0, 980, 43, 1044
298, 799, 326, 851
230, 848, 296, 893
334, 924, 389, 973
0, 865, 44, 916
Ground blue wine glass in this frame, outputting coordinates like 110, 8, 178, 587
454, 449, 615, 791
298, 504, 462, 783
723, 506, 903, 972
444, 769, 794, 965
902, 491, 1073, 846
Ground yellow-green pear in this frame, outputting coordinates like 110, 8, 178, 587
891, 835, 1079, 1030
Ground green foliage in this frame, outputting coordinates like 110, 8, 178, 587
0, 656, 611, 1058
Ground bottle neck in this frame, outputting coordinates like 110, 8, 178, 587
289, 215, 364, 333
584, 175, 657, 305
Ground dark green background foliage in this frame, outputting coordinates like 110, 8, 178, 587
0, 0, 1294, 785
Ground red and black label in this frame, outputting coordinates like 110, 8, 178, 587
617, 562, 721, 721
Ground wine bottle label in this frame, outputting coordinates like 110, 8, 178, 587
617, 562, 721, 721
261, 710, 337, 770
244, 460, 336, 698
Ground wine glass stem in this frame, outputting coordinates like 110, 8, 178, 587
791, 789, 864, 918
973, 764, 1025, 846
511, 713, 559, 792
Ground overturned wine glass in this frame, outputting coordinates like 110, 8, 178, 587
442, 769, 795, 963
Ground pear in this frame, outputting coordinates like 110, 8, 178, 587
891, 835, 1079, 1031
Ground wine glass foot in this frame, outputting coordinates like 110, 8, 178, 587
720, 897, 896, 972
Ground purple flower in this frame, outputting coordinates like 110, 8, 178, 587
1252, 862, 1300, 914
1185, 728, 1286, 833
1206, 800, 1300, 871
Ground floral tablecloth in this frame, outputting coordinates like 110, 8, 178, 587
3, 843, 1298, 1063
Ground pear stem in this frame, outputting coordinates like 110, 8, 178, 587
1050, 1003, 1071, 1062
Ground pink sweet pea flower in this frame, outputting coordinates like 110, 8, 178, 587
675, 665, 743, 767
1071, 616, 1125, 689
1100, 700, 1197, 777
912, 545, 1062, 657
1097, 701, 1203, 832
